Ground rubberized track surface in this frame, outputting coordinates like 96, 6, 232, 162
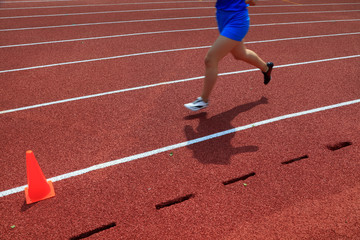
1, 0, 359, 239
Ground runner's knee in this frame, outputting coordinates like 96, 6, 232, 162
232, 49, 247, 60
204, 54, 218, 68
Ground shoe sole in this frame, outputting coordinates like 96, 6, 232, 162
184, 104, 208, 111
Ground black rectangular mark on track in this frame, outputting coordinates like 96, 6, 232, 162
69, 222, 116, 240
156, 194, 195, 210
327, 142, 352, 151
222, 172, 256, 185
281, 155, 309, 165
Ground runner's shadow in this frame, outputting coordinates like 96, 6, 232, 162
184, 97, 268, 165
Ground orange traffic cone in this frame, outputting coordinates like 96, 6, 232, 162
24, 150, 55, 204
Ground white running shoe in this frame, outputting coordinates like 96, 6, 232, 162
184, 97, 209, 111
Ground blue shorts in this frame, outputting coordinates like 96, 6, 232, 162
216, 9, 250, 42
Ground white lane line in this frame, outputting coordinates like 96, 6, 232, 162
3, 11, 360, 32
252, 3, 360, 7
250, 9, 360, 16
0, 16, 214, 32
0, 27, 216, 48
1, 8, 360, 20
0, 7, 214, 19
1, 32, 359, 74
1, 2, 359, 10
251, 18, 360, 26
245, 32, 360, 43
0, 46, 210, 74
2, 0, 212, 3
1, 2, 210, 10
1, 20, 359, 48
0, 1, 212, 10
1, 97, 359, 198
2, 0, 80, 3
1, 55, 359, 115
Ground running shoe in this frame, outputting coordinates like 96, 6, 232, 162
262, 62, 274, 85
184, 97, 208, 111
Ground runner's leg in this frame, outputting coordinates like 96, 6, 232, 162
231, 41, 268, 72
201, 35, 240, 102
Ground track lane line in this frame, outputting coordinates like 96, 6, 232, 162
2, 0, 80, 2
0, 27, 217, 48
1, 32, 360, 73
2, 9, 360, 20
0, 7, 214, 19
1, 54, 359, 115
281, 0, 302, 5
0, 16, 214, 32
1, 22, 359, 48
0, 1, 214, 10
1, 98, 359, 198
0, 46, 209, 74
2, 2, 360, 10
3, 11, 359, 32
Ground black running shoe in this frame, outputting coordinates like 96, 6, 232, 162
262, 62, 274, 85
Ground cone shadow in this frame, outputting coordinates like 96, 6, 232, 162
184, 97, 268, 165
20, 200, 38, 212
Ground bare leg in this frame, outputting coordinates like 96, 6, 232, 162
201, 35, 240, 102
231, 41, 268, 72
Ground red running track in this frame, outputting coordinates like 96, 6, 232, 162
0, 0, 359, 239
